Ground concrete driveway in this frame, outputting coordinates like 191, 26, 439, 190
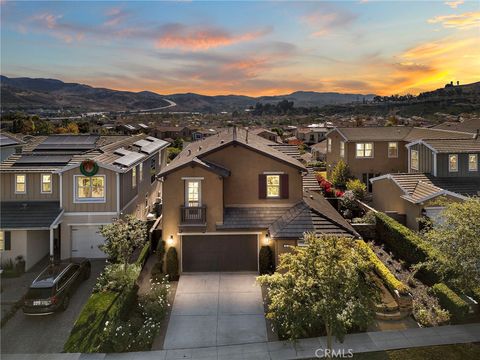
1, 260, 104, 354
164, 273, 267, 349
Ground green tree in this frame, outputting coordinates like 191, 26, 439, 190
100, 215, 147, 273
424, 198, 480, 293
258, 234, 378, 351
331, 160, 350, 188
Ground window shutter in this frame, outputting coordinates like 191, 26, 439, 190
5, 231, 11, 251
280, 174, 289, 199
258, 174, 267, 199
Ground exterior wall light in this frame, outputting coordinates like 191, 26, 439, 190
265, 232, 270, 244
168, 235, 174, 246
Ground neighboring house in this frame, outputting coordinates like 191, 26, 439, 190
311, 140, 327, 161
155, 126, 192, 140
0, 132, 24, 162
325, 127, 474, 191
0, 134, 169, 270
370, 137, 480, 230
295, 127, 329, 145
158, 127, 356, 272
192, 128, 218, 141
433, 117, 480, 134
249, 128, 279, 143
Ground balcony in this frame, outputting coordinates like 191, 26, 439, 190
180, 205, 206, 226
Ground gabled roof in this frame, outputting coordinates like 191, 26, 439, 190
159, 128, 306, 177
370, 173, 479, 203
420, 138, 480, 153
328, 126, 474, 142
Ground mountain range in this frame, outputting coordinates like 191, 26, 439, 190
0, 75, 375, 113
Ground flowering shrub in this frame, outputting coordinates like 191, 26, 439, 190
94, 263, 141, 292
412, 291, 450, 327
335, 190, 344, 198
139, 277, 170, 321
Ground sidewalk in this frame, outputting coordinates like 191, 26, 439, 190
2, 323, 479, 359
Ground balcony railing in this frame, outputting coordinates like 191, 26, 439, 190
181, 206, 206, 225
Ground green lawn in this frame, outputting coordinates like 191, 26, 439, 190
351, 343, 480, 360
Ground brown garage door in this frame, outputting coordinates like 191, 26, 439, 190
182, 235, 258, 272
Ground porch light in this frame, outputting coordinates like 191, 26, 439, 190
265, 232, 270, 244
168, 235, 174, 246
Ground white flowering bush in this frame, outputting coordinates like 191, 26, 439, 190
139, 277, 170, 321
94, 263, 141, 292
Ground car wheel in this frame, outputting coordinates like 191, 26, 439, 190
84, 266, 91, 280
62, 295, 70, 311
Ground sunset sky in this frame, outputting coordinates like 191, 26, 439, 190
1, 1, 479, 96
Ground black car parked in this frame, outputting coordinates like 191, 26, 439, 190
23, 258, 91, 315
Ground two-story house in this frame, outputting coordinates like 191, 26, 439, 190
370, 137, 480, 230
158, 127, 358, 273
325, 127, 474, 191
0, 134, 169, 270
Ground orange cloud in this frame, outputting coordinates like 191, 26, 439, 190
155, 24, 269, 51
444, 1, 464, 9
301, 8, 357, 37
428, 11, 480, 29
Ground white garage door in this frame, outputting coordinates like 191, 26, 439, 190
71, 225, 106, 258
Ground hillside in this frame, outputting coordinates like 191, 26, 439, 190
0, 76, 375, 114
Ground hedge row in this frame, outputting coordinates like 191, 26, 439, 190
357, 240, 409, 295
431, 283, 469, 322
375, 212, 430, 265
135, 242, 151, 268
64, 284, 138, 353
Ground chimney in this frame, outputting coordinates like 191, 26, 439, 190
233, 125, 237, 141
246, 129, 249, 143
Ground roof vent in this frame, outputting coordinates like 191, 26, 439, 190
220, 140, 224, 144
198, 146, 202, 151
187, 149, 191, 156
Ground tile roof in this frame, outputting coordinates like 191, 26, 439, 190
218, 190, 358, 239
1, 201, 62, 229
374, 173, 480, 202
333, 127, 474, 142
433, 118, 480, 134
159, 128, 306, 176
422, 138, 480, 153
303, 168, 321, 191
268, 144, 302, 160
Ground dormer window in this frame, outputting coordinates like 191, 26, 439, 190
448, 154, 458, 172
469, 154, 478, 172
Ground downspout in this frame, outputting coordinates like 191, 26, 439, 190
433, 152, 437, 177
59, 173, 63, 208
116, 172, 120, 217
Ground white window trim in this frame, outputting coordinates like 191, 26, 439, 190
411, 150, 419, 171
468, 154, 478, 172
73, 175, 107, 203
448, 154, 458, 173
185, 179, 201, 207
266, 174, 281, 199
14, 174, 27, 194
355, 142, 374, 159
388, 142, 398, 158
340, 141, 345, 158
41, 173, 53, 194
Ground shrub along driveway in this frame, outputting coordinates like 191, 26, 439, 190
163, 273, 267, 349
1, 260, 104, 354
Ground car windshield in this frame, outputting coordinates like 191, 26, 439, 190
25, 287, 53, 299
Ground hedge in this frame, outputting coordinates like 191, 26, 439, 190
357, 240, 409, 295
431, 283, 469, 322
375, 212, 430, 265
64, 285, 138, 353
135, 242, 150, 268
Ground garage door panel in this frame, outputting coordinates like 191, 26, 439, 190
71, 226, 106, 258
183, 235, 257, 272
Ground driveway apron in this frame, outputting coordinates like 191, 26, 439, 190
164, 273, 267, 349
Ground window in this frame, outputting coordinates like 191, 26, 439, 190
0, 231, 11, 251
132, 167, 137, 188
75, 176, 105, 202
150, 158, 156, 183
41, 174, 52, 193
327, 138, 332, 152
266, 175, 280, 198
469, 154, 478, 172
185, 180, 200, 207
340, 141, 345, 158
449, 154, 458, 172
356, 143, 373, 158
15, 174, 26, 194
411, 150, 419, 170
388, 142, 398, 158
139, 162, 143, 182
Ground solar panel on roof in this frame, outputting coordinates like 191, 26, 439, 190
113, 152, 145, 167
141, 141, 165, 155
133, 140, 151, 147
114, 148, 130, 156
14, 155, 72, 166
40, 135, 98, 145
0, 134, 19, 147
146, 136, 159, 142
